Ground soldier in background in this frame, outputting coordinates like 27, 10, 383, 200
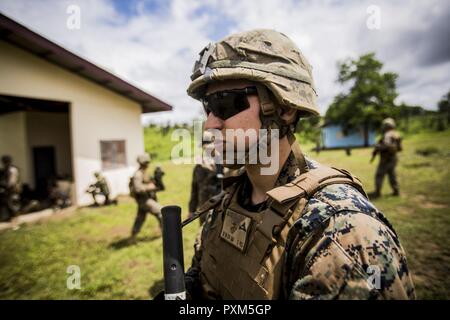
49, 177, 72, 209
189, 132, 224, 224
129, 153, 162, 241
370, 118, 402, 198
0, 155, 21, 221
86, 172, 111, 206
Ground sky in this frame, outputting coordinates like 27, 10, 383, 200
0, 0, 449, 124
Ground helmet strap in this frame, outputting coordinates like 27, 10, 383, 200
286, 131, 309, 173
255, 84, 290, 138
255, 84, 309, 173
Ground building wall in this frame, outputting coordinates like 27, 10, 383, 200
0, 112, 28, 182
0, 40, 145, 205
322, 125, 376, 149
0, 111, 72, 188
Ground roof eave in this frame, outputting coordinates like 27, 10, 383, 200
0, 13, 172, 114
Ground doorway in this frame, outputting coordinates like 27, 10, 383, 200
33, 146, 56, 199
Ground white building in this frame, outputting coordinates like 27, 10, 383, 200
0, 14, 172, 205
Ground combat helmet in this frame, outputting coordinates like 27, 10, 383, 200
188, 29, 319, 125
1, 155, 12, 165
188, 29, 317, 171
382, 117, 396, 129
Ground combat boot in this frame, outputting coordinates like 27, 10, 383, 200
368, 191, 381, 199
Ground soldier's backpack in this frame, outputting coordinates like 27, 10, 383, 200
128, 177, 136, 199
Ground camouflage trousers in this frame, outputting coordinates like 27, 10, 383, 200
131, 198, 162, 236
375, 157, 399, 194
91, 191, 110, 205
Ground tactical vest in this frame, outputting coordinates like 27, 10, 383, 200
197, 166, 366, 300
129, 170, 157, 201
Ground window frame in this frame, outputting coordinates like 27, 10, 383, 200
100, 140, 127, 170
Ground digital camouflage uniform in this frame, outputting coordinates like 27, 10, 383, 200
184, 153, 415, 299
184, 29, 415, 300
374, 119, 402, 196
131, 164, 163, 236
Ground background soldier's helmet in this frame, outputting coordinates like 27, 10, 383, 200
94, 172, 100, 178
382, 117, 396, 129
187, 29, 319, 118
137, 153, 151, 165
1, 155, 12, 165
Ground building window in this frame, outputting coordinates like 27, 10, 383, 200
100, 140, 127, 170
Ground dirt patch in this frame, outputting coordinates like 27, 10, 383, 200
414, 195, 448, 209
412, 274, 427, 286
396, 206, 411, 215
415, 147, 440, 157
404, 162, 431, 169
420, 202, 447, 209
126, 260, 155, 272
107, 226, 129, 238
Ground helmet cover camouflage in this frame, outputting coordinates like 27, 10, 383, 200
382, 117, 396, 129
137, 153, 151, 165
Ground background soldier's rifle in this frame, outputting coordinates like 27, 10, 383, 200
153, 166, 165, 191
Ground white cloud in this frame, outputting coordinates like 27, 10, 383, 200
0, 0, 448, 124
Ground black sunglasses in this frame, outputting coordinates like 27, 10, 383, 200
202, 86, 258, 120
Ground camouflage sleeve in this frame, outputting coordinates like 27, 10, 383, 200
289, 209, 415, 300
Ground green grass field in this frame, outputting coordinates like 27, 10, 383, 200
0, 129, 449, 299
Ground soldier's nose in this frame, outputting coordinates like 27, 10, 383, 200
204, 113, 224, 130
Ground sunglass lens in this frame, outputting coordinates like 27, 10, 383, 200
203, 91, 251, 120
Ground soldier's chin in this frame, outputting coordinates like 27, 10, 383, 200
223, 162, 244, 169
